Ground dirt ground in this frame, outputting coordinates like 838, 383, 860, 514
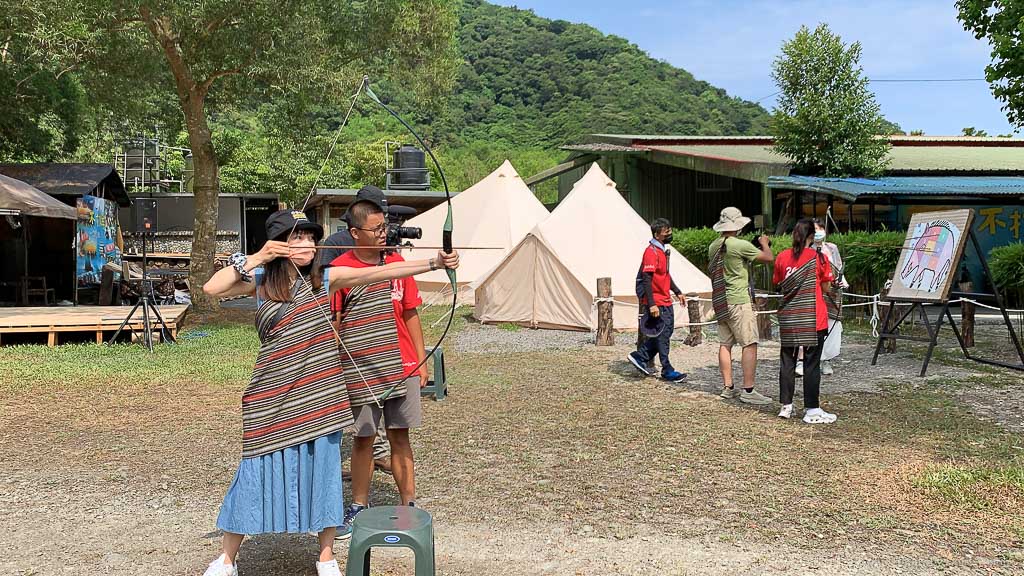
1, 312, 1022, 575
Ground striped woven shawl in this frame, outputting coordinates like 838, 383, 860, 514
338, 281, 405, 408
777, 254, 821, 347
709, 238, 732, 322
825, 258, 843, 322
241, 278, 354, 459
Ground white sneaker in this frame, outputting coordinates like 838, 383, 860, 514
778, 404, 793, 419
821, 360, 834, 375
795, 360, 804, 377
740, 389, 772, 406
316, 559, 343, 576
803, 408, 838, 424
203, 555, 238, 576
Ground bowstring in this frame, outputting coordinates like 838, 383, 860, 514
286, 76, 383, 408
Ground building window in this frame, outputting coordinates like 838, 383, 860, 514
697, 172, 732, 192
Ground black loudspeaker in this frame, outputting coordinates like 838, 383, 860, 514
137, 198, 158, 232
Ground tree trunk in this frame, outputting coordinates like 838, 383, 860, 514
184, 92, 219, 313
140, 9, 220, 313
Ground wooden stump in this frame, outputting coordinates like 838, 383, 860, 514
683, 294, 702, 347
959, 280, 975, 348
755, 294, 773, 341
596, 277, 614, 346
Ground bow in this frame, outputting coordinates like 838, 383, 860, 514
289, 75, 456, 406
363, 79, 456, 401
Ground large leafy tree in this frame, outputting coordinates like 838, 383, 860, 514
26, 0, 458, 311
0, 4, 90, 161
770, 24, 891, 177
957, 0, 1024, 130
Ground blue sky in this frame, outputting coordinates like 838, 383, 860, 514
489, 0, 1017, 136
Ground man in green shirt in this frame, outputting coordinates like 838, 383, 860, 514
708, 207, 774, 404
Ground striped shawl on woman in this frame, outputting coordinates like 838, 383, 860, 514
242, 278, 354, 459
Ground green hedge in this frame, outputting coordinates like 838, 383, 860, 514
989, 243, 1024, 306
670, 227, 904, 295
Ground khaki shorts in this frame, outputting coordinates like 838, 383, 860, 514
718, 303, 758, 348
351, 376, 422, 437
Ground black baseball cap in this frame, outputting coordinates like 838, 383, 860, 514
353, 185, 386, 211
265, 209, 324, 242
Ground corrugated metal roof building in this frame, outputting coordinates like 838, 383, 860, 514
538, 134, 1024, 231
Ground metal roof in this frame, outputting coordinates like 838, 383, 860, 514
568, 135, 1024, 176
590, 134, 1024, 145
0, 163, 130, 206
767, 175, 1024, 202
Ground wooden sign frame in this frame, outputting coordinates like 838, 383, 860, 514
886, 209, 974, 303
872, 209, 1024, 376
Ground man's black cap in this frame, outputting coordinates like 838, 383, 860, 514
265, 209, 324, 242
353, 185, 386, 210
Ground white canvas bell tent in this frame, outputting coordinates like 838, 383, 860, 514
400, 160, 549, 304
473, 164, 711, 331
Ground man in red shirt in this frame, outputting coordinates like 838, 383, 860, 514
330, 199, 429, 537
628, 218, 686, 382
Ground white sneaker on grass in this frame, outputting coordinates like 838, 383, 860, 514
316, 559, 343, 576
821, 360, 834, 375
803, 408, 838, 424
203, 555, 238, 576
778, 404, 793, 419
795, 360, 804, 377
720, 386, 738, 400
740, 389, 772, 405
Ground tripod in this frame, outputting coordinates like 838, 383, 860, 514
108, 230, 175, 351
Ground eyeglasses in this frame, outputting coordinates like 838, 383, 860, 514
351, 223, 387, 237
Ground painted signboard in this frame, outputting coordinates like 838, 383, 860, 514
887, 209, 974, 303
76, 195, 122, 286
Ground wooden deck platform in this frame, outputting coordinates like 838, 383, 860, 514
0, 305, 190, 346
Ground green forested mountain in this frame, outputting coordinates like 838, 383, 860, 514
436, 0, 770, 148
2, 1, 771, 202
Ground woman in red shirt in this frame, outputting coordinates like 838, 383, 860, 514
772, 219, 838, 424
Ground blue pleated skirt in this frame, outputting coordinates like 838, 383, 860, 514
216, 431, 344, 535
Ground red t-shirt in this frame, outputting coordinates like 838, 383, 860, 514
330, 251, 424, 377
772, 248, 834, 331
641, 244, 673, 307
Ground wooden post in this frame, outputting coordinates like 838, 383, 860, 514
596, 277, 614, 346
959, 280, 975, 348
683, 294, 702, 346
880, 285, 898, 354
755, 294, 773, 341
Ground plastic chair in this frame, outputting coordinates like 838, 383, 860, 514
419, 347, 447, 401
346, 505, 435, 576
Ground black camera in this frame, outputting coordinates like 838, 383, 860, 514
385, 204, 421, 247
750, 233, 771, 248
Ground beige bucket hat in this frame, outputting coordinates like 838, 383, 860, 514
712, 207, 751, 233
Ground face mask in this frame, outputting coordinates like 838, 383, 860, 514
663, 233, 673, 244
813, 230, 825, 243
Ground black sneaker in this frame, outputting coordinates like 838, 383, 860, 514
628, 352, 652, 376
335, 503, 367, 540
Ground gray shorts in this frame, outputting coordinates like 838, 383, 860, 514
351, 376, 422, 437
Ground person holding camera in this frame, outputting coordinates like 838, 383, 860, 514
708, 207, 774, 404
773, 218, 837, 424
200, 209, 458, 576
320, 186, 394, 476
328, 198, 430, 539
628, 218, 687, 382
